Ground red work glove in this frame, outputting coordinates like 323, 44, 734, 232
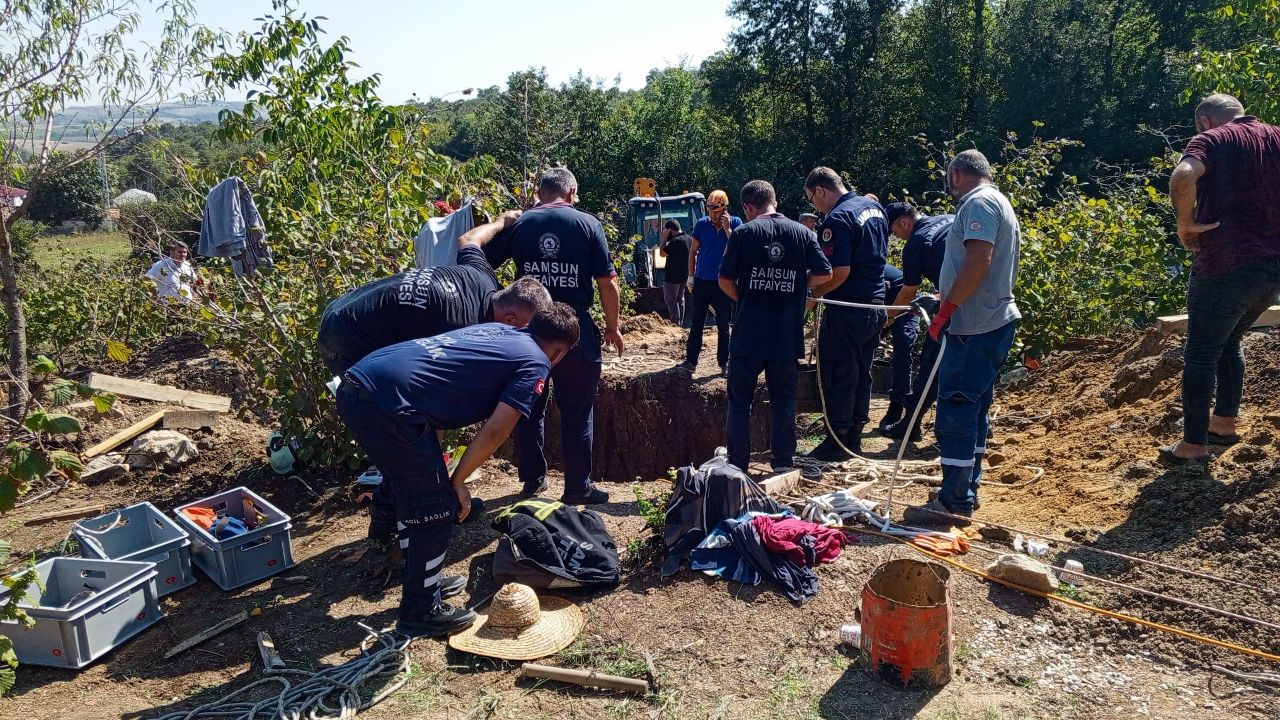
928, 301, 959, 341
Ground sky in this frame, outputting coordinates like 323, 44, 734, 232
142, 0, 738, 102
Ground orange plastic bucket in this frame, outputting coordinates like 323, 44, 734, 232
860, 558, 953, 689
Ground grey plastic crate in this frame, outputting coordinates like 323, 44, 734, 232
173, 486, 294, 590
0, 557, 163, 668
74, 502, 195, 597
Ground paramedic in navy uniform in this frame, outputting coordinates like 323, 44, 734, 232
485, 167, 624, 504
719, 180, 831, 474
336, 304, 581, 637
803, 167, 889, 461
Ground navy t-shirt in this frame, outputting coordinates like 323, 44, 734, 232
319, 246, 498, 361
347, 323, 550, 429
720, 214, 832, 361
691, 215, 743, 280
816, 192, 888, 303
662, 234, 691, 285
484, 202, 615, 310
900, 214, 953, 288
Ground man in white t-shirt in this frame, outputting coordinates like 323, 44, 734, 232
146, 241, 201, 302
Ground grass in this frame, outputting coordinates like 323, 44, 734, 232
766, 665, 820, 720
466, 688, 501, 719
555, 639, 650, 678
33, 230, 131, 271
395, 663, 448, 713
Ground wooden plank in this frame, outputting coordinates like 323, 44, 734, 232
1159, 304, 1280, 335
25, 504, 107, 526
162, 409, 222, 430
86, 373, 231, 412
163, 611, 249, 659
83, 410, 166, 458
761, 469, 802, 497
256, 631, 285, 670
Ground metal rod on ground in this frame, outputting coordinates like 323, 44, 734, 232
520, 663, 651, 694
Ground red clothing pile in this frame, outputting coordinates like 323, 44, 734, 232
751, 515, 849, 566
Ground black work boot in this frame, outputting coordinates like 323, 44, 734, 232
843, 424, 866, 457
807, 432, 853, 462
882, 416, 923, 443
396, 602, 477, 638
879, 401, 903, 431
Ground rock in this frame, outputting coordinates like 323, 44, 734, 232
979, 525, 1012, 542
81, 453, 129, 483
1028, 425, 1048, 438
986, 554, 1058, 594
1125, 462, 1156, 480
126, 430, 198, 470
985, 451, 1007, 467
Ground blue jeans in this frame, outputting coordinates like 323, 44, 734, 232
336, 382, 456, 619
686, 278, 733, 367
889, 313, 920, 405
819, 306, 884, 430
726, 355, 799, 471
1183, 258, 1280, 444
515, 316, 601, 495
935, 321, 1018, 513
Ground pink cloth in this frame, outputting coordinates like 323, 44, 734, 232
752, 515, 849, 566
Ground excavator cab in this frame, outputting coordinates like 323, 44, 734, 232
622, 185, 706, 289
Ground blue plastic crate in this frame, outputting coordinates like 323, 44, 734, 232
74, 502, 195, 597
0, 557, 163, 668
173, 486, 294, 590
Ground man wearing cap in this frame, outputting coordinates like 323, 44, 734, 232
719, 180, 832, 474
881, 202, 955, 441
683, 189, 742, 373
658, 219, 691, 326
798, 213, 820, 232
484, 167, 624, 505
337, 304, 581, 636
903, 150, 1021, 526
803, 167, 889, 460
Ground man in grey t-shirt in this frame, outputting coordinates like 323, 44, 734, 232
904, 149, 1022, 527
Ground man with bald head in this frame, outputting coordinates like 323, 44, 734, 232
1161, 94, 1280, 465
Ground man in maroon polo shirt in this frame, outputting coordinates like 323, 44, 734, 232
1162, 94, 1280, 465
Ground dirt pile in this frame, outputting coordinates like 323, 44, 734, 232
986, 326, 1280, 664
121, 332, 261, 411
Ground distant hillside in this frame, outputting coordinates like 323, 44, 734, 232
31, 101, 243, 147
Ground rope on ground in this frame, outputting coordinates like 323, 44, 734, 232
841, 524, 1280, 665
601, 353, 677, 374
152, 624, 413, 720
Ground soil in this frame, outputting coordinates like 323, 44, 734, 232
2, 324, 1279, 720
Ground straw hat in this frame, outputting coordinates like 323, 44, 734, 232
448, 583, 584, 660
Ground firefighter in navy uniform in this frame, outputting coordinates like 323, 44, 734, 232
336, 305, 581, 637
803, 167, 889, 460
484, 167, 625, 504
719, 180, 832, 473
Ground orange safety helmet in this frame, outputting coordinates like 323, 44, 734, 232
707, 189, 729, 212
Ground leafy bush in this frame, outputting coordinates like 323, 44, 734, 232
22, 152, 114, 228
118, 199, 202, 258
22, 256, 171, 366
916, 133, 1187, 360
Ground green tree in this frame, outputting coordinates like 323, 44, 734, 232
1188, 0, 1280, 122
22, 152, 112, 226
181, 1, 508, 466
0, 0, 216, 423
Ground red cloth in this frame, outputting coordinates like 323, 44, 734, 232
751, 515, 849, 566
